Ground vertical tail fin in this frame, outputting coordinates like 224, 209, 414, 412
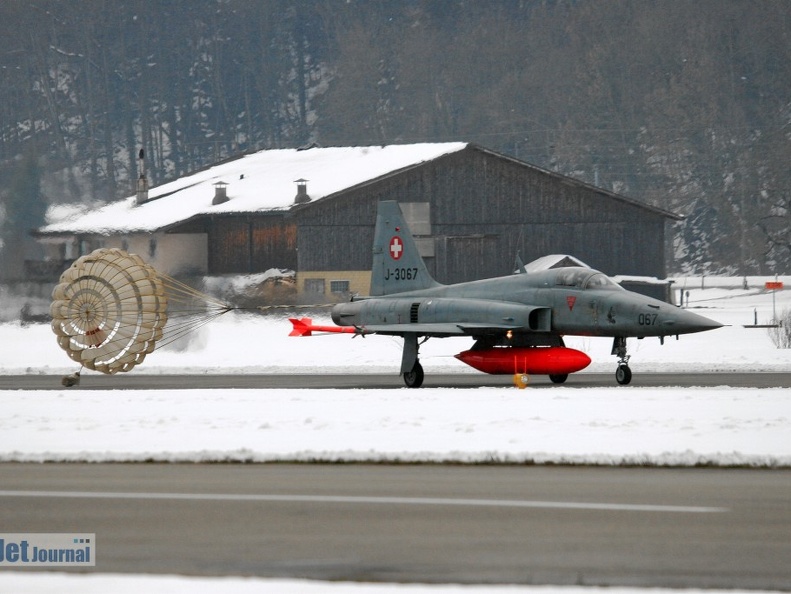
370, 201, 440, 296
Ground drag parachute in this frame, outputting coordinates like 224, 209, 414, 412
51, 248, 230, 374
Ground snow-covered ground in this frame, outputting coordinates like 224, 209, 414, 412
0, 573, 781, 594
1, 278, 790, 467
1, 278, 790, 593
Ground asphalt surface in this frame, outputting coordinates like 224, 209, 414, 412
1, 464, 790, 590
3, 373, 790, 589
3, 371, 791, 390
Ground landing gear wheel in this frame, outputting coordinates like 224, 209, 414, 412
615, 364, 632, 385
611, 337, 632, 386
403, 361, 424, 388
549, 373, 568, 384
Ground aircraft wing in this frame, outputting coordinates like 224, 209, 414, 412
360, 322, 526, 336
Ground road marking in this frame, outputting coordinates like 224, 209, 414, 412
0, 490, 727, 513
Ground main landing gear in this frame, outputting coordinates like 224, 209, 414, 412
611, 337, 632, 385
401, 333, 427, 388
403, 361, 424, 388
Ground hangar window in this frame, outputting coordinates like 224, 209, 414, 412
79, 239, 94, 256
304, 278, 325, 295
330, 280, 350, 294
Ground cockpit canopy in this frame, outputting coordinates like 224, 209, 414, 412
554, 267, 623, 291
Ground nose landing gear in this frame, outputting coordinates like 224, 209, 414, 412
611, 337, 632, 385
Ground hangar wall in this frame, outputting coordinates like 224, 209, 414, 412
295, 146, 671, 297
207, 216, 297, 275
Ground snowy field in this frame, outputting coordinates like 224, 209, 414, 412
0, 574, 782, 594
1, 278, 790, 593
1, 277, 790, 467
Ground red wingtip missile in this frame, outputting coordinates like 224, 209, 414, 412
289, 317, 357, 337
455, 346, 591, 376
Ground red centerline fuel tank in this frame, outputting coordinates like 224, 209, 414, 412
455, 346, 591, 375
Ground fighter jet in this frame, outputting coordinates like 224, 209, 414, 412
294, 200, 722, 387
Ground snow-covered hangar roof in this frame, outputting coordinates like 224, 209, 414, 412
39, 143, 469, 235
39, 141, 682, 237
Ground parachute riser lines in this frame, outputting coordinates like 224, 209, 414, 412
51, 249, 334, 375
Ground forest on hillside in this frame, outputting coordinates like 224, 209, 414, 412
1, 0, 790, 278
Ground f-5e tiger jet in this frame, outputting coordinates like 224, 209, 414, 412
291, 200, 722, 387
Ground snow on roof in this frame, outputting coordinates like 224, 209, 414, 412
522, 254, 591, 273
40, 143, 468, 235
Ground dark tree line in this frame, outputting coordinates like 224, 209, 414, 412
1, 0, 790, 277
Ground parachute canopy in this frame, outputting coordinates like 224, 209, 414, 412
51, 248, 168, 374
50, 249, 291, 375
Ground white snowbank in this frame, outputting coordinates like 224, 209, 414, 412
0, 573, 778, 594
1, 385, 789, 466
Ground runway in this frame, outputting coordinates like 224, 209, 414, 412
1, 464, 790, 590
3, 371, 791, 390
3, 373, 790, 589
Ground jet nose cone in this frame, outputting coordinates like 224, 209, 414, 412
667, 309, 723, 334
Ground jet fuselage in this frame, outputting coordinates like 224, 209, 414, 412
324, 200, 721, 387
331, 266, 720, 340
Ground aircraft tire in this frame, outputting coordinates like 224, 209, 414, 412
549, 374, 568, 384
403, 361, 424, 388
615, 364, 632, 385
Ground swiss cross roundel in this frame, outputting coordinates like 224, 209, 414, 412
389, 236, 404, 260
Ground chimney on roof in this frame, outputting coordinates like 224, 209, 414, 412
135, 149, 149, 205
212, 181, 229, 205
294, 178, 311, 204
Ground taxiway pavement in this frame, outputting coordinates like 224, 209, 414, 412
1, 464, 790, 590
3, 371, 791, 390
